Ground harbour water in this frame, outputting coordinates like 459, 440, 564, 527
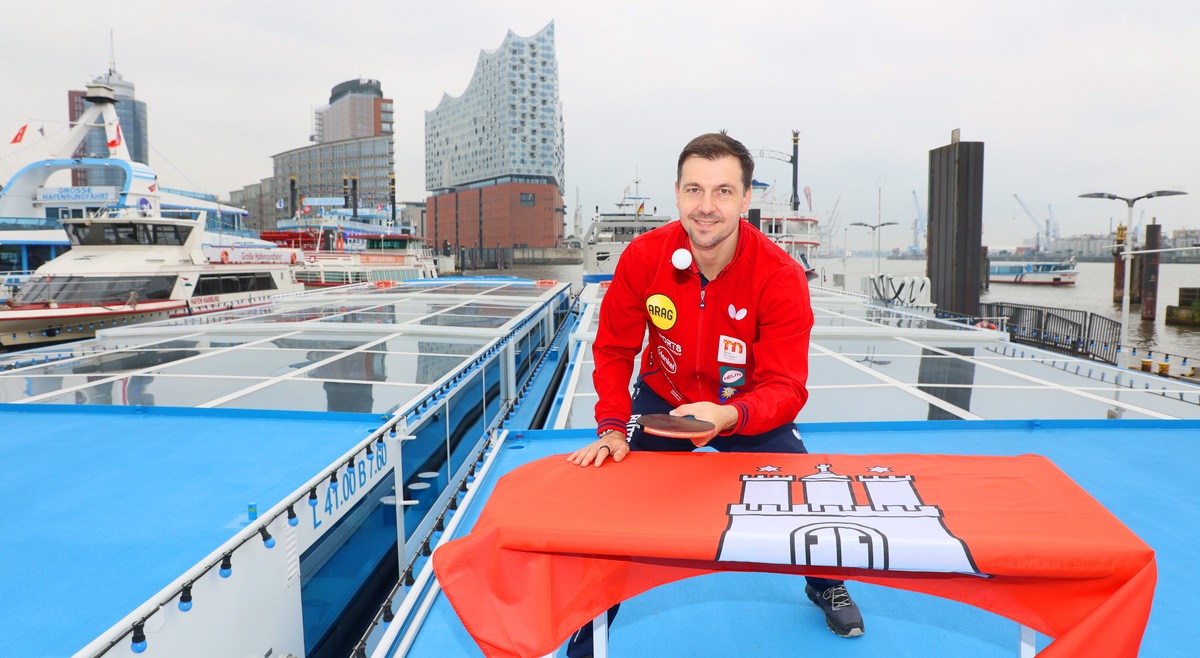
468, 257, 1200, 361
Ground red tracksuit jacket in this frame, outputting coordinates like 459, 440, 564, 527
593, 219, 814, 437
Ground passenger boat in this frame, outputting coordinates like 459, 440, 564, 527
5, 267, 1197, 656
261, 225, 439, 287
748, 179, 820, 277
0, 82, 252, 279
0, 277, 574, 658
582, 194, 673, 281
0, 203, 303, 350
988, 260, 1078, 285
583, 183, 820, 282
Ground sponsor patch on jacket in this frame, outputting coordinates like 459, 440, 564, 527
718, 335, 747, 364
657, 345, 678, 374
645, 294, 677, 330
659, 333, 683, 355
719, 386, 738, 401
719, 366, 745, 387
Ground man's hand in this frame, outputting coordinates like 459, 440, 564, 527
669, 401, 737, 447
567, 430, 629, 467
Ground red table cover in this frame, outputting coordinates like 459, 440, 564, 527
433, 452, 1156, 657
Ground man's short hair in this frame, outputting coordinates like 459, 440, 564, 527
676, 132, 754, 192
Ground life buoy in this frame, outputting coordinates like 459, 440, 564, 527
220, 250, 230, 264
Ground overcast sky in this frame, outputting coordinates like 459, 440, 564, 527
2, 0, 1197, 252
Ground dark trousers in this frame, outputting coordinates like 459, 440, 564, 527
566, 382, 843, 657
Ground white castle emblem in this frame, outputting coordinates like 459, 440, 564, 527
716, 463, 980, 574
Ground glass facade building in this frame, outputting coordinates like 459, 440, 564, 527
425, 21, 564, 195
424, 22, 565, 250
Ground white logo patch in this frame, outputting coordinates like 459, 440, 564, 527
656, 345, 678, 374
728, 304, 748, 321
718, 335, 747, 364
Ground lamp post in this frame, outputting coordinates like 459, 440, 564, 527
850, 221, 899, 274
1079, 190, 1187, 369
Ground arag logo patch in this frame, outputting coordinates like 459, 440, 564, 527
645, 294, 677, 330
719, 366, 745, 387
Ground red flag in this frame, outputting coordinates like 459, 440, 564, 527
434, 452, 1155, 658
107, 123, 123, 148
10, 124, 27, 144
148, 183, 157, 193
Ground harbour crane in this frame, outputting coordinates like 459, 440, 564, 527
1013, 194, 1055, 252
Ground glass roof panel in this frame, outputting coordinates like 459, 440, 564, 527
219, 380, 425, 414
23, 374, 267, 407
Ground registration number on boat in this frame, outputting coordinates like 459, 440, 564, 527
311, 441, 389, 528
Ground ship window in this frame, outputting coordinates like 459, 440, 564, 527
10, 275, 177, 305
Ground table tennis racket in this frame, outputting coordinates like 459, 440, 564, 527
636, 414, 716, 440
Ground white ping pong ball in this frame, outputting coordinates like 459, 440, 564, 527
671, 248, 693, 270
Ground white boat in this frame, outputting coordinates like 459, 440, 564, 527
0, 82, 251, 277
988, 260, 1078, 285
0, 203, 304, 350
748, 180, 820, 278
261, 225, 440, 287
582, 194, 673, 280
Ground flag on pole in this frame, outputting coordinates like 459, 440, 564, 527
636, 202, 645, 216
804, 186, 812, 212
148, 183, 157, 193
107, 122, 123, 148
10, 124, 28, 144
275, 199, 285, 210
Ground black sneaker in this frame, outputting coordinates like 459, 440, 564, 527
805, 584, 865, 637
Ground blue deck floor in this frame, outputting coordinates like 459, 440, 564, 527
0, 405, 381, 658
409, 420, 1198, 657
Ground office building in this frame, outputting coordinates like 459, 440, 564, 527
269, 78, 395, 228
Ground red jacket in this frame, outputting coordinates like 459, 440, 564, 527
593, 220, 813, 437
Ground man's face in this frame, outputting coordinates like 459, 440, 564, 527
675, 155, 751, 250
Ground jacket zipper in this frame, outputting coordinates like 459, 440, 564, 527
696, 284, 706, 386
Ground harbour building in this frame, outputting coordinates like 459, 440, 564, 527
269, 78, 395, 230
67, 65, 148, 188
425, 21, 565, 255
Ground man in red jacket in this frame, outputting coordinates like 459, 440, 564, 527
565, 133, 864, 656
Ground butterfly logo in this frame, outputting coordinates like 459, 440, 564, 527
728, 304, 747, 321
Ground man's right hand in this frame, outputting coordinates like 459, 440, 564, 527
567, 430, 628, 467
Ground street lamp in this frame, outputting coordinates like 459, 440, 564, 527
850, 221, 899, 274
1079, 190, 1187, 369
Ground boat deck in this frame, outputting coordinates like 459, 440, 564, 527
385, 282, 1200, 657
406, 419, 1197, 657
